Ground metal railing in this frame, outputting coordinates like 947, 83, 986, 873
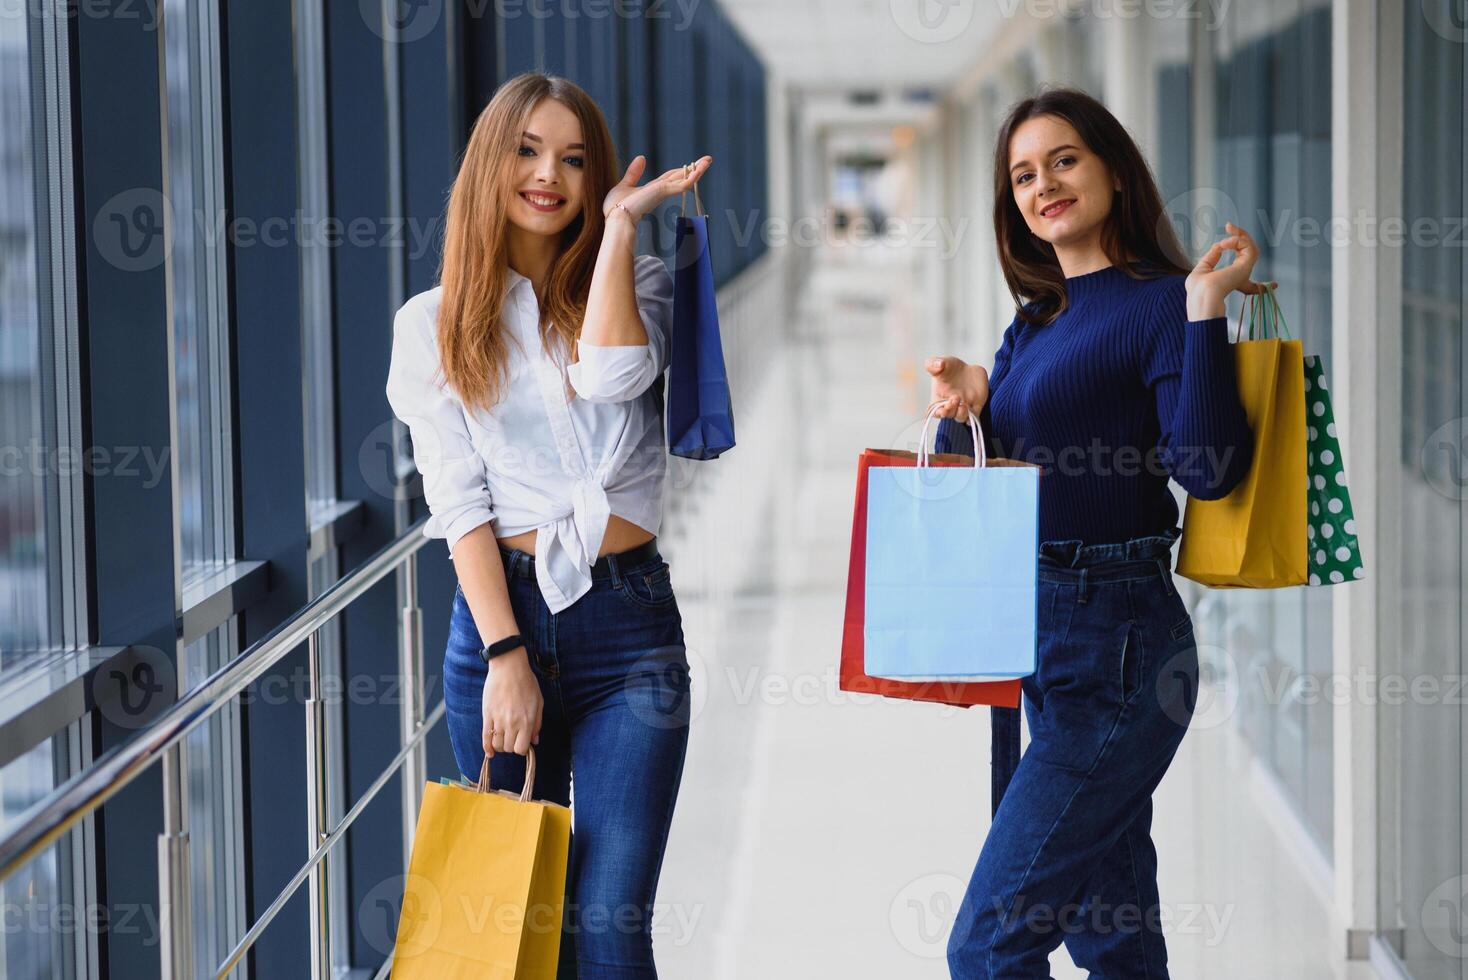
0, 516, 438, 979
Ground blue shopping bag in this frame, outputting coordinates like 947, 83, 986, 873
667, 182, 735, 460
864, 408, 1040, 681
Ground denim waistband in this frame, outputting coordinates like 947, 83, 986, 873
499, 537, 661, 586
1036, 526, 1181, 600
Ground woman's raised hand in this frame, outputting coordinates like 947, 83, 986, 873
602, 154, 713, 222
1185, 221, 1278, 320
926, 356, 989, 422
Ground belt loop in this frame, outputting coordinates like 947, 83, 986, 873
1077, 567, 1089, 604
606, 552, 623, 589
1156, 557, 1174, 596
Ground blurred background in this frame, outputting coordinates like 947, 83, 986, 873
0, 0, 1462, 977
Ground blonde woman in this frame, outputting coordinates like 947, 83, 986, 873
385, 73, 711, 978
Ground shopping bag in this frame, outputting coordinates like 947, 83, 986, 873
391, 749, 571, 979
859, 407, 1040, 684
1303, 355, 1364, 585
667, 181, 735, 460
840, 445, 1023, 708
1177, 290, 1309, 588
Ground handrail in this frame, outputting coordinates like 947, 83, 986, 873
0, 517, 432, 889
214, 698, 446, 978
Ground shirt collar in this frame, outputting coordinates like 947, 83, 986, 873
505, 266, 530, 293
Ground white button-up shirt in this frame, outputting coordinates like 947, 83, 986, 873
385, 254, 673, 613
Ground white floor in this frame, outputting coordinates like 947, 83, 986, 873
650, 248, 1379, 979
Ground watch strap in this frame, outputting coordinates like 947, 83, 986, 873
479, 633, 525, 664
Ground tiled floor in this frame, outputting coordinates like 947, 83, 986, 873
650, 249, 1379, 979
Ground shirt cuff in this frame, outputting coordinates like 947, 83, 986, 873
429, 506, 496, 559
566, 340, 656, 402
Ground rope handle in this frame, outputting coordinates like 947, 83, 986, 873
475, 746, 536, 803
1234, 283, 1294, 342
679, 165, 706, 218
916, 400, 988, 469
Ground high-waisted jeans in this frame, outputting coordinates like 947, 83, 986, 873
442, 539, 692, 979
947, 526, 1200, 980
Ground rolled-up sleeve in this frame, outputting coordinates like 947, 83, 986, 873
566, 254, 673, 403
384, 300, 496, 557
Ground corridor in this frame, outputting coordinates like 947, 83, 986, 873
655, 246, 1375, 980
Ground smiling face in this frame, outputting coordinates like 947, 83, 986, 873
505, 97, 587, 240
1007, 114, 1120, 258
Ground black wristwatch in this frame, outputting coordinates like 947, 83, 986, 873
479, 633, 525, 665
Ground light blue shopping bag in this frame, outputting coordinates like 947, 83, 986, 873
863, 408, 1040, 681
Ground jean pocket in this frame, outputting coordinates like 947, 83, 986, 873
617, 561, 677, 610
1027, 607, 1132, 773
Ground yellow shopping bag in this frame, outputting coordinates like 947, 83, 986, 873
1177, 291, 1308, 588
391, 749, 571, 978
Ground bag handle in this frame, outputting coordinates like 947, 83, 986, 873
475, 747, 536, 803
1257, 283, 1294, 340
679, 166, 706, 218
917, 399, 987, 469
1238, 284, 1295, 342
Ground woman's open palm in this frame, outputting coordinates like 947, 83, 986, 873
603, 154, 713, 221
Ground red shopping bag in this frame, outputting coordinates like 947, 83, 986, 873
840, 448, 1022, 709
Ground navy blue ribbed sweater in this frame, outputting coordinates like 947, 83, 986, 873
935, 264, 1255, 546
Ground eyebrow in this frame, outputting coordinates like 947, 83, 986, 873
522, 131, 585, 150
1010, 144, 1080, 174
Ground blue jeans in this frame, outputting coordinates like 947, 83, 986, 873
947, 527, 1199, 979
443, 540, 692, 979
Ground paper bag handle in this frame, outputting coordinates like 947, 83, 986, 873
475, 747, 536, 803
679, 174, 706, 218
917, 400, 987, 469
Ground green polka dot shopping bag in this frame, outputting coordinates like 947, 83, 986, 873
1303, 352, 1364, 585
1178, 286, 1364, 588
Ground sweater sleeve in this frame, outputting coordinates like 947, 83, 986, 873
935, 314, 1019, 459
1141, 279, 1254, 500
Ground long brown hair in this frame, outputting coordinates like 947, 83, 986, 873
436, 73, 619, 414
992, 87, 1189, 326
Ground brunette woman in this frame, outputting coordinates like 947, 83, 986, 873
927, 87, 1267, 978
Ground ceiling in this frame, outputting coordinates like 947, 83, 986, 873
719, 0, 1005, 89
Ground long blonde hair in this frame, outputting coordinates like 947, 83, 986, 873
436, 73, 619, 414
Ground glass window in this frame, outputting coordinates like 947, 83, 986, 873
163, 1, 248, 975
0, 5, 89, 975
1379, 2, 1465, 975
165, 0, 233, 572
0, 0, 83, 662
1194, 0, 1335, 853
0, 729, 90, 979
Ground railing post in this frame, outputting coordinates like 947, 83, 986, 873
399, 551, 426, 856
305, 631, 330, 980
158, 742, 193, 979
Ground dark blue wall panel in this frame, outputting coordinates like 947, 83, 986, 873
74, 1, 175, 976
220, 0, 314, 975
